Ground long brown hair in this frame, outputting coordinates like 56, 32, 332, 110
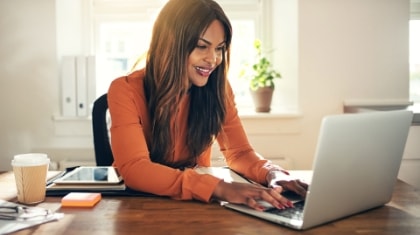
144, 0, 232, 167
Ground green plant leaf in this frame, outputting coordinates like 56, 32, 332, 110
239, 39, 281, 89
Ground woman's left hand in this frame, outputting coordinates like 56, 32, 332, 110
266, 170, 308, 198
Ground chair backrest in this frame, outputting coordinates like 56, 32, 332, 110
92, 93, 114, 166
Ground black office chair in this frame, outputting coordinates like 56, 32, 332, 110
92, 93, 114, 166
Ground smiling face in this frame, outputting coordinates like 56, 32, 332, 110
187, 20, 226, 87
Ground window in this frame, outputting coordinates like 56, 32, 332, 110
92, 0, 263, 111
55, 0, 297, 119
411, 1, 420, 103
410, 21, 420, 103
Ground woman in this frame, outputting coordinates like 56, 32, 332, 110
108, 0, 307, 211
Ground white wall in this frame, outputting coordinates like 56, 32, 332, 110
0, 0, 416, 188
296, 0, 410, 167
243, 0, 410, 170
0, 0, 61, 169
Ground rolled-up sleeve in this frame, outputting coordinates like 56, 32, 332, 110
217, 84, 280, 185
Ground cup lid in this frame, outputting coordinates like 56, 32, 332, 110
12, 153, 50, 166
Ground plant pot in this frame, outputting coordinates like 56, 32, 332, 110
250, 87, 274, 113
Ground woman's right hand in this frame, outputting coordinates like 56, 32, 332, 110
211, 180, 293, 211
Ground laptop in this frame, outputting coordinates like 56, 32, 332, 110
222, 110, 413, 230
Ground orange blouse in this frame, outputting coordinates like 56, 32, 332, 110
108, 69, 279, 202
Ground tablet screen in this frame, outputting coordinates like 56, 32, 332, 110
54, 166, 123, 184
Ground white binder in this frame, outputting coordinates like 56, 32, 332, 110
76, 56, 88, 117
61, 56, 77, 117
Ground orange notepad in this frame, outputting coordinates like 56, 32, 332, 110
61, 192, 102, 207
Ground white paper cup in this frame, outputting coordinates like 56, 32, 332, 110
11, 153, 50, 204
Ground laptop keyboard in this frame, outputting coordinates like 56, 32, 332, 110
265, 201, 305, 220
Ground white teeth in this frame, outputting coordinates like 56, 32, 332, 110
196, 67, 211, 72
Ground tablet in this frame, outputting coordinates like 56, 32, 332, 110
53, 166, 123, 184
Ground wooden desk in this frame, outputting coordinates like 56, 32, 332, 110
1, 172, 420, 235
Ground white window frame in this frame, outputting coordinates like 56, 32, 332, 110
410, 0, 420, 103
91, 0, 268, 111
54, 0, 300, 127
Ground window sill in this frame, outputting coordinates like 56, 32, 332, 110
238, 110, 302, 119
408, 103, 420, 125
52, 108, 303, 122
53, 115, 92, 121
237, 108, 303, 135
343, 99, 413, 112
238, 106, 302, 119
52, 109, 303, 137
343, 99, 420, 125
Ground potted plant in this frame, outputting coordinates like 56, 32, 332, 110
240, 39, 281, 112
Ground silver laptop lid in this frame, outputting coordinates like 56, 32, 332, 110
302, 110, 413, 229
